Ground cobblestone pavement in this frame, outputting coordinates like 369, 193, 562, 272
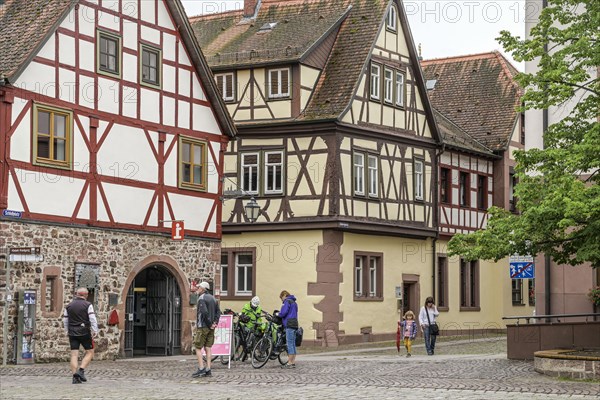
1, 338, 598, 399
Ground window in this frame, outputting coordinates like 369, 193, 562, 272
367, 155, 378, 197
528, 279, 536, 306
264, 152, 283, 194
354, 252, 383, 300
241, 151, 284, 196
370, 63, 381, 100
179, 137, 207, 191
477, 175, 487, 209
459, 171, 469, 207
460, 259, 480, 310
395, 72, 405, 107
241, 153, 259, 194
41, 267, 63, 318
45, 277, 57, 312
236, 253, 253, 295
509, 173, 518, 212
353, 152, 365, 196
353, 151, 379, 198
33, 103, 73, 169
440, 168, 451, 203
268, 68, 290, 99
512, 279, 524, 305
97, 30, 121, 77
414, 159, 424, 201
220, 248, 255, 299
386, 5, 397, 31
140, 44, 162, 87
384, 68, 394, 103
437, 256, 448, 310
215, 72, 235, 101
220, 254, 229, 296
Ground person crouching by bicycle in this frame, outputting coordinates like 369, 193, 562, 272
240, 296, 266, 335
278, 290, 299, 369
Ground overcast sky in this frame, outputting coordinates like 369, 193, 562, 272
181, 0, 527, 70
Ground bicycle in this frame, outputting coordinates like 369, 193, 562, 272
251, 311, 288, 369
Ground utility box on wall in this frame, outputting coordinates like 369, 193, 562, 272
16, 289, 36, 364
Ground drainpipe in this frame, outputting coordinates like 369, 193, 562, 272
542, 0, 552, 323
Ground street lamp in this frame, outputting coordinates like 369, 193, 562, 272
244, 197, 260, 223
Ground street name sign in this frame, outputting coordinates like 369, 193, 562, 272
8, 247, 43, 262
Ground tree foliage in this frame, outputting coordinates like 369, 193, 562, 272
448, 0, 600, 267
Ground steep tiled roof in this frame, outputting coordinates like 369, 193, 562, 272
434, 109, 494, 157
421, 51, 522, 151
0, 0, 74, 79
189, 0, 353, 69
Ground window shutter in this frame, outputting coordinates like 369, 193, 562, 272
281, 69, 289, 95
225, 74, 233, 98
270, 70, 279, 96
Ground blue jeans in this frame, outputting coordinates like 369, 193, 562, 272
423, 325, 437, 354
285, 328, 297, 355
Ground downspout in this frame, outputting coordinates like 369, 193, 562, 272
432, 144, 444, 298
542, 0, 551, 322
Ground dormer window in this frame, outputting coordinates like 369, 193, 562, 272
268, 68, 290, 99
386, 5, 397, 32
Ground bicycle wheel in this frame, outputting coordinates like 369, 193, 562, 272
278, 348, 289, 365
251, 336, 273, 369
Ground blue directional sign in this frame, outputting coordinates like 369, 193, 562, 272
509, 255, 535, 279
2, 209, 22, 218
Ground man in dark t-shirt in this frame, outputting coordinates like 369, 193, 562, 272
191, 281, 220, 378
63, 288, 98, 384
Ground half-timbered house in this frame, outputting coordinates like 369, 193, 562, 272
422, 52, 536, 328
0, 0, 235, 361
191, 0, 441, 344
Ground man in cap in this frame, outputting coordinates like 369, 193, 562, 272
191, 281, 220, 377
63, 287, 98, 384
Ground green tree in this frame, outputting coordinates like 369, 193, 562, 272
448, 0, 600, 267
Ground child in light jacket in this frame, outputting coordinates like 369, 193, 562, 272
399, 310, 417, 357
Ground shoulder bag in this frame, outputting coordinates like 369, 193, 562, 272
425, 307, 440, 336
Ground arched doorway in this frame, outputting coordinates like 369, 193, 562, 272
124, 265, 182, 357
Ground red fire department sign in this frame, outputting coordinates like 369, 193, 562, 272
171, 221, 184, 240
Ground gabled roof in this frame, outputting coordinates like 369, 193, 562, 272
421, 51, 522, 151
190, 0, 352, 69
0, 0, 74, 79
0, 0, 236, 138
190, 0, 440, 143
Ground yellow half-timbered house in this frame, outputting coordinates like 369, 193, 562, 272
191, 0, 441, 344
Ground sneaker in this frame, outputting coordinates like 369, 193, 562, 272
406, 353, 411, 358
72, 374, 82, 384
281, 363, 296, 369
202, 369, 212, 377
191, 368, 206, 378
77, 368, 87, 382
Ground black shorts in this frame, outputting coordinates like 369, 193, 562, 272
69, 334, 94, 351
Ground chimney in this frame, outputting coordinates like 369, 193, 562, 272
244, 0, 260, 18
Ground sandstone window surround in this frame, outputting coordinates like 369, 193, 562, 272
41, 266, 63, 318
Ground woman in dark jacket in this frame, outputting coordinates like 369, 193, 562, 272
278, 290, 298, 368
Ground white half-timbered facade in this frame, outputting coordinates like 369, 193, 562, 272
0, 0, 235, 361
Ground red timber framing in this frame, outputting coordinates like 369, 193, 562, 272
0, 0, 231, 239
438, 150, 493, 237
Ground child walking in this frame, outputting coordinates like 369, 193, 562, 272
399, 310, 417, 357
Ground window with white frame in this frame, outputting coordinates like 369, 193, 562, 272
353, 152, 365, 195
368, 155, 378, 197
414, 159, 424, 201
220, 248, 255, 299
268, 68, 290, 99
235, 253, 253, 295
370, 63, 381, 100
241, 153, 259, 194
384, 68, 394, 103
264, 151, 283, 194
215, 72, 235, 102
395, 72, 405, 107
354, 252, 383, 300
386, 5, 397, 31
